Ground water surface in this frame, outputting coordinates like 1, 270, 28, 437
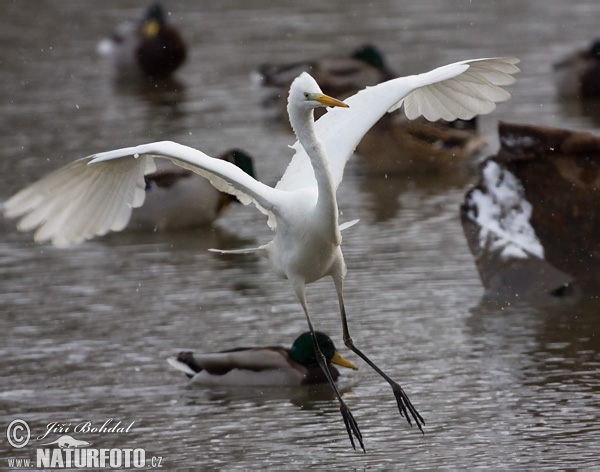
1, 0, 599, 469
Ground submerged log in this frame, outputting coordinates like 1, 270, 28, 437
461, 121, 600, 302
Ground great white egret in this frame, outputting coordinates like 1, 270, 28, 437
168, 331, 358, 387
127, 149, 254, 231
259, 45, 489, 174
4, 56, 519, 450
97, 3, 187, 80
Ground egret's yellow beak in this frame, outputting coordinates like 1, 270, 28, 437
312, 93, 349, 108
331, 350, 358, 370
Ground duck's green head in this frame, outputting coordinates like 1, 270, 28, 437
290, 332, 358, 370
218, 149, 256, 207
590, 39, 600, 59
351, 44, 386, 70
227, 149, 255, 179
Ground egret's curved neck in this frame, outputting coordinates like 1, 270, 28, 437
288, 105, 338, 224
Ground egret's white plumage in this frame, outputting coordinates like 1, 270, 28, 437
4, 57, 519, 450
277, 58, 518, 192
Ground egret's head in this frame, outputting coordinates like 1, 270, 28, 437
288, 72, 349, 111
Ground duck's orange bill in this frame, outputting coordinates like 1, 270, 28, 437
331, 351, 358, 370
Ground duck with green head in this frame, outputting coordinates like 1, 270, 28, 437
126, 149, 255, 231
98, 3, 187, 80
259, 44, 396, 101
168, 332, 358, 387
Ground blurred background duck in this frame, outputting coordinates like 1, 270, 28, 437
98, 3, 187, 81
126, 149, 254, 231
355, 113, 486, 174
259, 44, 396, 106
257, 44, 486, 174
168, 332, 357, 387
553, 39, 600, 98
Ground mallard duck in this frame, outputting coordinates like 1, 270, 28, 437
259, 44, 396, 101
98, 3, 187, 80
168, 332, 358, 387
553, 39, 600, 98
126, 149, 254, 231
258, 44, 486, 174
355, 113, 486, 174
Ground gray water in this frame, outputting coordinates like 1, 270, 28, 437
1, 0, 600, 469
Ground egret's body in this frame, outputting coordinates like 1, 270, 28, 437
4, 57, 519, 450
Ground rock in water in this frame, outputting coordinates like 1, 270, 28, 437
461, 121, 600, 302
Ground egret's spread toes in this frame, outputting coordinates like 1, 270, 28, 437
340, 403, 365, 453
391, 382, 425, 433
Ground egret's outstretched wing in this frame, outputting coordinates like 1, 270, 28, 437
4, 141, 282, 246
276, 57, 519, 192
90, 141, 280, 213
4, 156, 154, 247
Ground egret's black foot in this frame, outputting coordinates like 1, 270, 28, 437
391, 381, 425, 434
340, 401, 365, 452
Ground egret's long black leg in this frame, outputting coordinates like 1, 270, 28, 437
294, 283, 365, 452
335, 281, 424, 433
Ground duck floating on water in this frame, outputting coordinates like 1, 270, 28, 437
98, 3, 187, 80
259, 44, 395, 103
258, 44, 486, 174
127, 149, 255, 231
168, 332, 358, 387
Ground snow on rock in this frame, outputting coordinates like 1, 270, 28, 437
461, 121, 600, 301
465, 160, 544, 260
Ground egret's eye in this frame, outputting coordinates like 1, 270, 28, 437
303, 92, 310, 99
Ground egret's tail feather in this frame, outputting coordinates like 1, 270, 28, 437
339, 219, 360, 231
209, 244, 269, 257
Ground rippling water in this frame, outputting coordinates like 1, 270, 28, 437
1, 0, 600, 469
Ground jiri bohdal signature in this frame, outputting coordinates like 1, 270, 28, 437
37, 419, 135, 441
